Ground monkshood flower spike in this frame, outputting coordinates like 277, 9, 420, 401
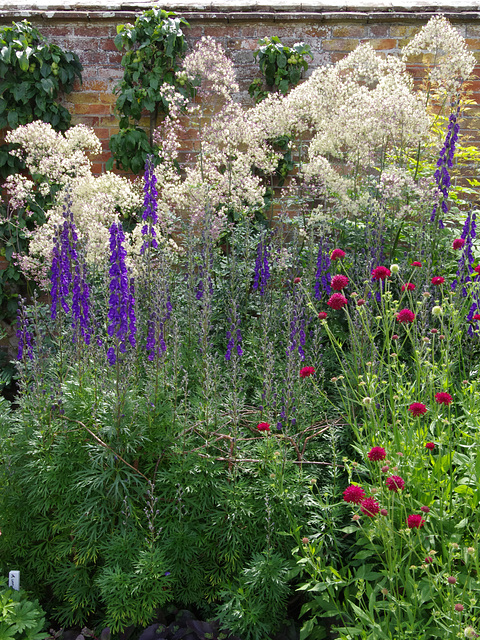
107, 221, 136, 365
431, 106, 460, 228
141, 154, 159, 255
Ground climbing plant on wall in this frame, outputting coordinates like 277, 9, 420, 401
108, 8, 190, 174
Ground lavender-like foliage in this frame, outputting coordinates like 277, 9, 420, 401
314, 238, 331, 298
141, 155, 159, 254
430, 107, 460, 229
107, 221, 136, 365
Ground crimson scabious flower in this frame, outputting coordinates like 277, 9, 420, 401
380, 508, 388, 516
401, 282, 415, 291
473, 313, 480, 321
425, 442, 435, 450
293, 277, 301, 284
454, 603, 464, 612
331, 249, 346, 260
386, 475, 405, 492
409, 402, 427, 416
318, 311, 328, 320
372, 266, 391, 280
257, 422, 270, 431
435, 392, 453, 405
448, 576, 457, 585
425, 556, 433, 564
357, 298, 365, 306
411, 261, 422, 267
431, 276, 445, 285
406, 514, 426, 528
368, 446, 386, 461
475, 265, 480, 274
300, 366, 315, 378
453, 238, 465, 250
327, 293, 348, 310
331, 274, 349, 291
420, 506, 430, 513
396, 308, 415, 323
343, 485, 366, 504
360, 497, 380, 517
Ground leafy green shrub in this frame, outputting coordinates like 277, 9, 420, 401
0, 577, 46, 640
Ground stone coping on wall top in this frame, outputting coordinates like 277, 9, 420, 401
1, 0, 480, 17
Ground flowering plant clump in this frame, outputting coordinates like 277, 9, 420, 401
331, 249, 345, 260
367, 447, 387, 462
396, 309, 416, 323
386, 475, 405, 492
257, 422, 271, 431
360, 497, 380, 517
435, 392, 453, 405
299, 366, 315, 378
331, 274, 349, 291
4, 15, 480, 640
372, 266, 391, 281
327, 293, 348, 310
409, 402, 428, 416
406, 514, 426, 529
343, 485, 366, 504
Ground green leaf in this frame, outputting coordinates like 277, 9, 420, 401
7, 110, 18, 128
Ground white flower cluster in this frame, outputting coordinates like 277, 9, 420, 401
5, 122, 142, 277
183, 36, 239, 103
402, 15, 476, 94
153, 38, 280, 233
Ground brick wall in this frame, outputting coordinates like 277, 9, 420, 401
0, 7, 480, 174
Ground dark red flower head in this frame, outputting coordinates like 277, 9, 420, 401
331, 249, 346, 261
475, 265, 480, 274
368, 446, 387, 461
386, 475, 405, 492
425, 442, 435, 451
293, 277, 301, 284
397, 308, 415, 323
406, 514, 426, 528
331, 274, 349, 291
420, 505, 430, 513
473, 313, 480, 321
343, 484, 366, 504
411, 261, 422, 267
452, 238, 465, 250
360, 497, 380, 517
257, 422, 270, 431
372, 266, 391, 281
401, 282, 415, 292
318, 311, 328, 320
300, 366, 315, 379
327, 293, 348, 310
431, 276, 445, 286
425, 556, 433, 564
435, 392, 452, 405
409, 402, 427, 416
